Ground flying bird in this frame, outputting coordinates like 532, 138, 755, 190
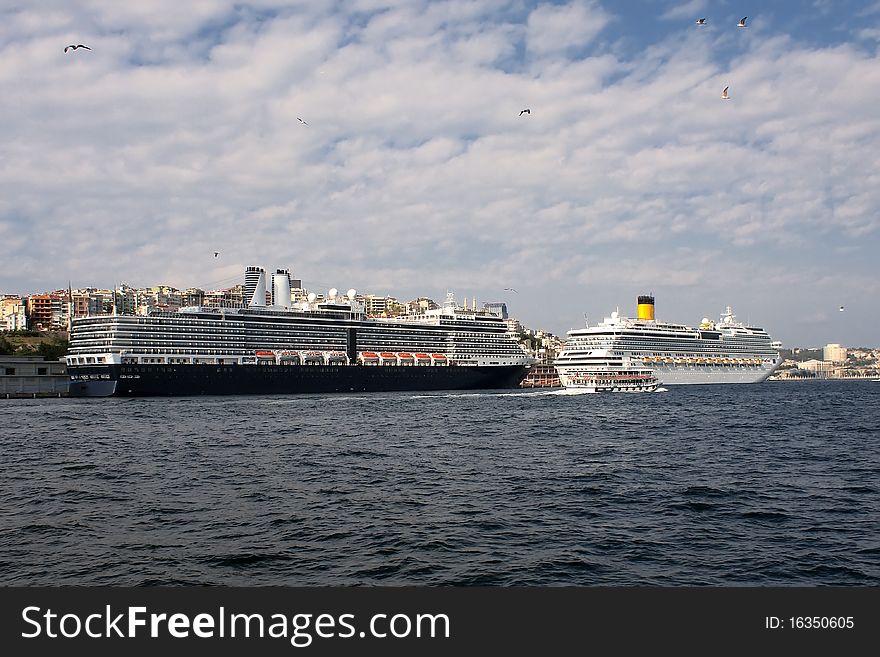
214, 252, 220, 258
721, 86, 730, 100
519, 109, 530, 116
64, 44, 91, 52
737, 17, 748, 28
839, 306, 845, 312
695, 18, 706, 25
297, 117, 309, 125
504, 287, 518, 293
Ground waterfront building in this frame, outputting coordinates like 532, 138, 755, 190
140, 286, 184, 313
504, 317, 523, 336
25, 293, 66, 331
0, 296, 27, 331
823, 343, 847, 363
203, 286, 244, 307
71, 293, 91, 318
109, 286, 136, 315
0, 355, 68, 396
406, 297, 440, 314
183, 288, 205, 307
772, 368, 816, 379
798, 359, 835, 376
69, 288, 115, 317
363, 295, 399, 316
292, 286, 310, 303
484, 302, 508, 320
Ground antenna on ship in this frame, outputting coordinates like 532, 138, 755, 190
67, 281, 73, 333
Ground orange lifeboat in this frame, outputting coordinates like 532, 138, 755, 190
397, 352, 414, 359
431, 353, 446, 359
255, 350, 275, 357
415, 353, 431, 359
360, 352, 379, 359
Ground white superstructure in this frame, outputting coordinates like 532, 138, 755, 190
555, 295, 781, 386
66, 289, 533, 369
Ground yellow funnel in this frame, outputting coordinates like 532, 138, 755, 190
637, 295, 655, 321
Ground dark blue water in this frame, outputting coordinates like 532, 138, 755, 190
1, 381, 878, 585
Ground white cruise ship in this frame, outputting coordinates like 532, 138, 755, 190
555, 295, 781, 386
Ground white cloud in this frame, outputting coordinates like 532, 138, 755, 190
857, 1, 880, 16
660, 0, 708, 22
1, 1, 879, 345
856, 28, 880, 41
526, 1, 611, 57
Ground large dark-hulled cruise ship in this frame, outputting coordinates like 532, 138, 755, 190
66, 280, 533, 396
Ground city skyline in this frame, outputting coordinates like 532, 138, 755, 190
2, 1, 879, 346
5, 275, 876, 351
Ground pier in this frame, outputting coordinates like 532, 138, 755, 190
0, 356, 68, 398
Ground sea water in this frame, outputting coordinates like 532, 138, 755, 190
1, 381, 877, 585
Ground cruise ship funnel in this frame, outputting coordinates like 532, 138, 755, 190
247, 268, 267, 307
637, 295, 655, 321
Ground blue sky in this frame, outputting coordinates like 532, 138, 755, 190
1, 0, 879, 346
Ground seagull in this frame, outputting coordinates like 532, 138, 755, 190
721, 86, 730, 100
214, 252, 220, 258
519, 109, 530, 116
504, 287, 518, 293
737, 17, 748, 28
297, 117, 309, 126
64, 44, 91, 52
839, 306, 845, 312
695, 18, 706, 25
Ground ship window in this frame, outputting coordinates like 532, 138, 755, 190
4, 368, 14, 376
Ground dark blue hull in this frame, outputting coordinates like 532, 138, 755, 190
67, 363, 531, 397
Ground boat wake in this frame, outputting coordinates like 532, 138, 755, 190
654, 387, 669, 393
414, 391, 535, 399
547, 388, 596, 395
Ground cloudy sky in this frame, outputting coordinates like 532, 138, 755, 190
2, 0, 879, 346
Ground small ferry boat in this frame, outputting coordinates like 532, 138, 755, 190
559, 366, 660, 393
